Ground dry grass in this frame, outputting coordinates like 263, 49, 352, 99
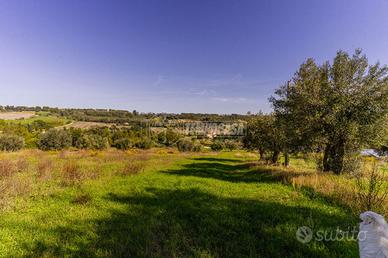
118, 152, 150, 176
119, 161, 146, 176
0, 175, 33, 210
4, 176, 32, 197
84, 163, 102, 180
250, 161, 388, 216
15, 157, 29, 172
102, 149, 130, 162
0, 149, 154, 211
61, 121, 113, 129
36, 158, 53, 180
58, 150, 69, 159
61, 162, 83, 186
0, 111, 35, 120
0, 160, 15, 178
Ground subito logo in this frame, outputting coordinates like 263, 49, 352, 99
296, 226, 313, 244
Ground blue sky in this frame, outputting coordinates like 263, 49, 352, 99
0, 0, 387, 114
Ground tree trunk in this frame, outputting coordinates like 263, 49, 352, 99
323, 139, 345, 174
259, 149, 265, 161
331, 139, 345, 174
284, 152, 289, 167
271, 150, 280, 164
323, 144, 332, 172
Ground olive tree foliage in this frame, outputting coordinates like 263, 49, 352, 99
0, 134, 25, 151
38, 129, 72, 151
270, 50, 388, 174
243, 114, 285, 164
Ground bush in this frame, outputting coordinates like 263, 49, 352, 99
342, 153, 363, 176
224, 140, 239, 151
71, 129, 90, 149
135, 138, 154, 149
158, 129, 181, 146
113, 138, 131, 150
192, 142, 203, 152
177, 138, 194, 152
210, 141, 224, 151
355, 162, 388, 213
0, 134, 25, 151
85, 134, 109, 150
38, 129, 72, 151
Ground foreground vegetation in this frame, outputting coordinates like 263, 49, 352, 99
0, 149, 383, 257
0, 48, 386, 257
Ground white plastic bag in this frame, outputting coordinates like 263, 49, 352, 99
359, 211, 388, 258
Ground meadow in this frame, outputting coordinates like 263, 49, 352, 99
0, 148, 375, 257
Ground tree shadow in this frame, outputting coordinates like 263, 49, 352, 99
162, 159, 354, 212
192, 157, 243, 163
162, 161, 289, 184
22, 187, 358, 258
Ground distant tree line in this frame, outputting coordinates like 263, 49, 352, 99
1, 106, 253, 124
0, 118, 242, 152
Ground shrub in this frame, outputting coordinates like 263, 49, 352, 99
38, 129, 72, 151
135, 138, 154, 149
0, 134, 25, 151
85, 134, 109, 150
355, 162, 388, 213
113, 138, 131, 150
210, 141, 224, 151
158, 129, 181, 146
73, 135, 91, 149
342, 153, 363, 176
177, 138, 194, 152
192, 142, 203, 152
224, 140, 239, 151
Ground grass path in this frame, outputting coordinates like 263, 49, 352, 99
0, 151, 359, 257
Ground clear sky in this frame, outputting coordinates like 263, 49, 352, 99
0, 0, 387, 114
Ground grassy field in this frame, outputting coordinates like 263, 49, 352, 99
0, 149, 363, 257
8, 115, 71, 127
0, 111, 70, 127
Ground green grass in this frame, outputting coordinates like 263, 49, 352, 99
0, 150, 359, 257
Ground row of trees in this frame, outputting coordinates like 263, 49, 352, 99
1, 106, 251, 124
0, 113, 243, 152
245, 50, 388, 174
27, 127, 240, 152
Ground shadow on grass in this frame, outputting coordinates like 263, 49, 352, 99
23, 188, 357, 258
192, 157, 243, 163
162, 160, 288, 184
163, 158, 354, 212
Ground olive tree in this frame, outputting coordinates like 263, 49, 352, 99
270, 49, 388, 174
0, 134, 25, 151
243, 114, 285, 163
38, 129, 72, 150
